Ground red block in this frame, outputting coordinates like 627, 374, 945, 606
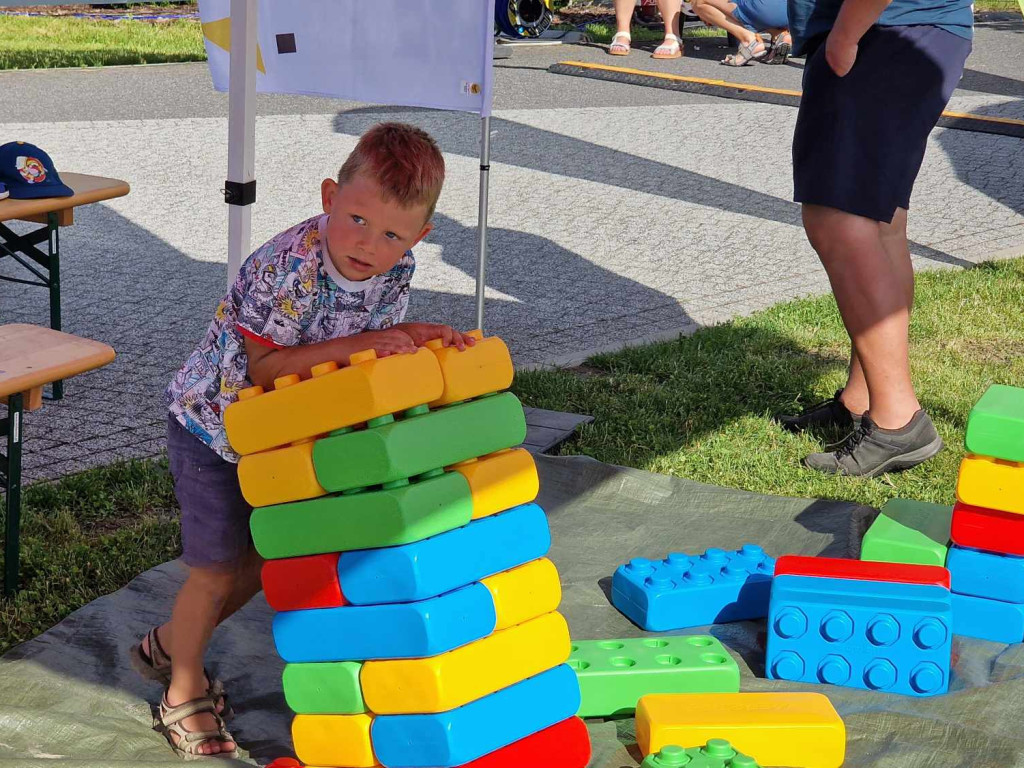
951, 501, 1024, 557
261, 553, 346, 612
776, 555, 950, 589
459, 717, 591, 768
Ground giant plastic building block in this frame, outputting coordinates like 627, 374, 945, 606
292, 712, 378, 768
426, 333, 514, 407
459, 716, 590, 768
635, 692, 845, 768
283, 661, 365, 715
273, 582, 497, 663
337, 502, 551, 605
957, 453, 1024, 516
313, 393, 526, 493
371, 664, 581, 768
238, 440, 326, 508
951, 501, 1024, 557
480, 557, 562, 631
641, 741, 760, 768
225, 348, 443, 455
951, 592, 1024, 643
250, 471, 472, 559
262, 553, 344, 612
611, 545, 776, 631
767, 575, 952, 696
947, 544, 1024, 603
775, 554, 951, 588
362, 611, 571, 714
569, 635, 739, 717
860, 499, 952, 567
965, 384, 1024, 463
452, 448, 539, 520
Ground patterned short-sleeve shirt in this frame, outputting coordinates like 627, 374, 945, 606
167, 214, 414, 462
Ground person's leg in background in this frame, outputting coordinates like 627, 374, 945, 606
654, 0, 684, 57
610, 0, 635, 54
692, 0, 760, 46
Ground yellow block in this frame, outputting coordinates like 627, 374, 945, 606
957, 453, 1024, 515
237, 440, 326, 507
483, 557, 562, 631
361, 611, 571, 714
636, 693, 845, 768
454, 448, 539, 519
427, 332, 514, 406
224, 348, 443, 456
292, 713, 378, 768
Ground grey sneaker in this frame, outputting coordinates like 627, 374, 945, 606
803, 410, 944, 478
775, 389, 862, 435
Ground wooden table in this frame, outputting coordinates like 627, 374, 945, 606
0, 173, 129, 400
0, 324, 115, 596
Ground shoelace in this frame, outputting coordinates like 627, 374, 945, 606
835, 423, 870, 458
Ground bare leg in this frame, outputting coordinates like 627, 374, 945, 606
658, 0, 682, 39
691, 0, 758, 45
802, 204, 920, 430
614, 0, 634, 35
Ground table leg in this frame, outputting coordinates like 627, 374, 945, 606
1, 392, 24, 597
47, 212, 64, 401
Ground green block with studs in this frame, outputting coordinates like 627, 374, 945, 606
642, 741, 760, 768
860, 499, 952, 567
312, 392, 527, 493
569, 636, 740, 718
282, 661, 366, 715
966, 384, 1024, 463
250, 471, 472, 559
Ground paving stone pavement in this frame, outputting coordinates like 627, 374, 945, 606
1, 43, 1023, 484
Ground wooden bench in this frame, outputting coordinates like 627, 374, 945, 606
0, 324, 115, 596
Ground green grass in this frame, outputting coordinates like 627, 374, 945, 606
0, 15, 205, 70
974, 0, 1021, 11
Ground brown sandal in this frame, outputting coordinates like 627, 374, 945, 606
155, 693, 238, 761
131, 627, 233, 719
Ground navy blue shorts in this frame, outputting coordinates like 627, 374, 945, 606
167, 415, 254, 570
793, 25, 971, 223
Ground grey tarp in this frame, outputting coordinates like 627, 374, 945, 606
2, 455, 1024, 767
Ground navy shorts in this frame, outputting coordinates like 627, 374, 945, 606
793, 25, 971, 223
732, 0, 788, 32
167, 415, 254, 570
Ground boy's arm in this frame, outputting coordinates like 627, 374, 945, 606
243, 329, 416, 390
827, 0, 894, 76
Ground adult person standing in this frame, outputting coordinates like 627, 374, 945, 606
776, 0, 973, 476
609, 0, 685, 59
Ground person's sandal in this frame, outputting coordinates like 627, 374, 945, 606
130, 627, 233, 720
652, 34, 683, 59
721, 37, 767, 66
155, 693, 239, 761
608, 31, 631, 56
765, 31, 792, 64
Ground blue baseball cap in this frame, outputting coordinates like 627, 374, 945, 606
0, 141, 73, 199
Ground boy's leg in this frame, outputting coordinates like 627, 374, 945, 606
692, 0, 758, 44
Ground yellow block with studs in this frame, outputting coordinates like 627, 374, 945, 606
292, 713, 378, 768
454, 448, 539, 520
427, 331, 514, 406
224, 348, 443, 456
957, 452, 1024, 515
237, 440, 325, 508
361, 611, 571, 714
483, 557, 562, 631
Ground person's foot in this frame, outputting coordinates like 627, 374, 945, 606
162, 685, 237, 757
765, 31, 792, 64
803, 410, 944, 478
608, 31, 631, 56
652, 34, 683, 59
774, 389, 862, 434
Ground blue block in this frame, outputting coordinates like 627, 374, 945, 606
952, 592, 1024, 644
371, 664, 581, 767
611, 544, 775, 631
272, 582, 496, 663
767, 574, 952, 697
947, 545, 1024, 603
338, 503, 551, 605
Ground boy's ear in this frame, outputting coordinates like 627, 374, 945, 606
412, 221, 433, 247
321, 178, 338, 214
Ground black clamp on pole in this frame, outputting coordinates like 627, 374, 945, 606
224, 180, 257, 206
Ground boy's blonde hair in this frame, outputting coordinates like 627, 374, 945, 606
338, 122, 446, 219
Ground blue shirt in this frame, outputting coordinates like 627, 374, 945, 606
788, 0, 974, 56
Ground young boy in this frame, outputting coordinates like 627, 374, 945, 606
132, 122, 474, 758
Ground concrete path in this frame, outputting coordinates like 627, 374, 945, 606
1, 24, 1022, 482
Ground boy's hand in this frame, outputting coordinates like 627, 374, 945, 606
395, 323, 478, 351
358, 329, 417, 359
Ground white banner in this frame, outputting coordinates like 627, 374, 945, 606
199, 0, 495, 116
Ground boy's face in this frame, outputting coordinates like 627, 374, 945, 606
321, 172, 433, 281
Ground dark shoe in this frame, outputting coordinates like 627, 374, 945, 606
775, 390, 861, 435
803, 410, 944, 478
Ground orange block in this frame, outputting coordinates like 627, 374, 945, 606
454, 448, 539, 520
237, 440, 326, 508
292, 713, 378, 768
427, 331, 514, 406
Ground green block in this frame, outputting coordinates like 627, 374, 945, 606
313, 392, 527, 493
283, 662, 365, 714
569, 636, 740, 718
642, 742, 760, 768
966, 384, 1024, 463
861, 499, 952, 567
250, 472, 472, 559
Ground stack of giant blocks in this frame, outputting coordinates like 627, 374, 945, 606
222, 332, 591, 768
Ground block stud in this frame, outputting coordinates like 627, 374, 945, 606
913, 618, 946, 650
348, 349, 377, 365
274, 373, 301, 390
652, 745, 690, 766
627, 558, 654, 575
910, 661, 944, 694
863, 658, 898, 690
665, 552, 692, 570
866, 614, 900, 646
774, 607, 808, 640
311, 361, 339, 377
237, 385, 264, 401
817, 654, 851, 685
770, 650, 805, 680
702, 739, 737, 758
820, 611, 854, 643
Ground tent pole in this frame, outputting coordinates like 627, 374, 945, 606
474, 116, 492, 332
225, 0, 258, 287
